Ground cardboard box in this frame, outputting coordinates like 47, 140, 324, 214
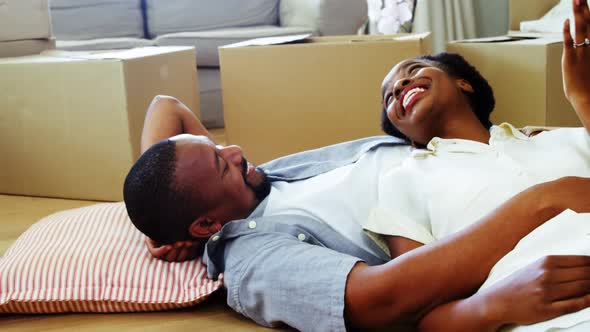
0, 38, 55, 58
220, 33, 432, 164
0, 0, 52, 42
0, 47, 200, 201
447, 35, 580, 128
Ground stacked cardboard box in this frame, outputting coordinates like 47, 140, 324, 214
0, 0, 55, 57
0, 47, 200, 201
220, 33, 432, 163
447, 0, 580, 128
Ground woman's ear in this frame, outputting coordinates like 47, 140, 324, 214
188, 217, 222, 239
457, 79, 474, 93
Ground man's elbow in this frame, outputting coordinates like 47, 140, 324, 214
150, 95, 179, 107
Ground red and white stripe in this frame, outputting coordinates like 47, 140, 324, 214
0, 203, 223, 313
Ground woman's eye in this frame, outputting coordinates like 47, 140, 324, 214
385, 93, 394, 107
408, 65, 421, 74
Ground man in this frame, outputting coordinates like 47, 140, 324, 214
124, 94, 590, 331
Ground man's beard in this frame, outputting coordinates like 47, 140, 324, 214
241, 158, 272, 201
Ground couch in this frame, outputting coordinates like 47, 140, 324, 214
49, 0, 369, 128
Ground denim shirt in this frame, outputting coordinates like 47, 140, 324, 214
203, 135, 407, 332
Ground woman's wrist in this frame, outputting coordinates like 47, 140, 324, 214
468, 291, 508, 332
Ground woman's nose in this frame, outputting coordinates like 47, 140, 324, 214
394, 78, 411, 99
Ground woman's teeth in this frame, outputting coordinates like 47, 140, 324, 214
403, 87, 426, 110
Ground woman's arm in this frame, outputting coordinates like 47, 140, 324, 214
562, 0, 590, 134
345, 176, 590, 328
140, 95, 212, 153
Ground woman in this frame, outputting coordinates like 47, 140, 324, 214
369, 1, 590, 331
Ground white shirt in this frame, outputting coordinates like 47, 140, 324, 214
364, 123, 590, 244
263, 145, 411, 256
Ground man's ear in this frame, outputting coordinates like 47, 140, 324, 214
188, 216, 222, 239
457, 79, 474, 93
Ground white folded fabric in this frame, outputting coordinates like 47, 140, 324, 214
520, 0, 573, 33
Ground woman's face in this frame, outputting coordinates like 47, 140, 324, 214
381, 59, 473, 145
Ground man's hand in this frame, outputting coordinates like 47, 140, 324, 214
562, 0, 590, 132
145, 238, 202, 262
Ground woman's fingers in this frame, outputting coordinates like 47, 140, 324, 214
565, 19, 574, 53
544, 255, 590, 268
550, 294, 590, 316
574, 0, 589, 43
552, 266, 590, 283
549, 280, 590, 301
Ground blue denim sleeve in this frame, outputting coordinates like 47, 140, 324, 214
222, 231, 362, 332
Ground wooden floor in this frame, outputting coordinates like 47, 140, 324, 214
0, 194, 279, 331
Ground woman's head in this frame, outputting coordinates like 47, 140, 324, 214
380, 52, 495, 145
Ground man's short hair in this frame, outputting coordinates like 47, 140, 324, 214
381, 52, 496, 141
124, 139, 202, 246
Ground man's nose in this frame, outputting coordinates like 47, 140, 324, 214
394, 78, 411, 99
219, 145, 243, 166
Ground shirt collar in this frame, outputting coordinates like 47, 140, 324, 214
417, 122, 528, 156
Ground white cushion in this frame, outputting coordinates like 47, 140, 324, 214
146, 0, 280, 37
56, 38, 155, 51
280, 0, 369, 36
50, 0, 144, 40
0, 0, 52, 42
155, 26, 314, 67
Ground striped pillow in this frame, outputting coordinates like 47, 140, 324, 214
0, 202, 222, 313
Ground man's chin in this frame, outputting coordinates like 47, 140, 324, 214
246, 169, 271, 201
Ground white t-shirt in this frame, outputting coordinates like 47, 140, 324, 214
364, 123, 590, 244
263, 145, 411, 257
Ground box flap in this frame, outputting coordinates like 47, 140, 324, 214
451, 34, 562, 45
41, 47, 194, 61
223, 34, 312, 48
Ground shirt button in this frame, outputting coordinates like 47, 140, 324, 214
297, 233, 306, 241
248, 220, 257, 229
212, 235, 220, 241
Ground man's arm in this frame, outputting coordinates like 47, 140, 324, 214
140, 95, 211, 261
345, 176, 590, 328
141, 95, 212, 153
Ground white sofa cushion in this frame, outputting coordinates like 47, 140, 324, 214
56, 38, 155, 51
0, 0, 52, 42
147, 0, 280, 37
155, 25, 313, 67
280, 0, 369, 36
50, 0, 144, 40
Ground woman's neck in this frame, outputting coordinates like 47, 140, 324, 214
437, 113, 491, 144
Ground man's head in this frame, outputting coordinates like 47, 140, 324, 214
380, 52, 495, 145
124, 135, 271, 250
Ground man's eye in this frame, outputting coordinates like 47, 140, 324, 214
223, 161, 229, 176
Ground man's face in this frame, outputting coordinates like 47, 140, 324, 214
381, 59, 471, 145
171, 134, 270, 223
